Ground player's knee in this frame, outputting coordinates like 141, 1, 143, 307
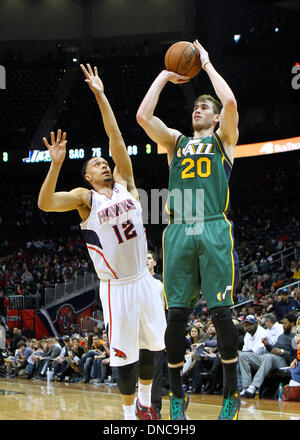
117, 362, 137, 395
167, 307, 190, 325
165, 307, 189, 365
210, 306, 239, 361
138, 349, 155, 380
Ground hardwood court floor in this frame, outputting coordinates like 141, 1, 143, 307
0, 378, 299, 420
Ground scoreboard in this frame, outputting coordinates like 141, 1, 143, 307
0, 143, 154, 164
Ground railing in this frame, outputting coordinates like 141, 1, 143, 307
9, 294, 41, 310
240, 246, 297, 280
276, 280, 300, 295
230, 299, 254, 310
9, 295, 24, 310
44, 271, 98, 307
80, 316, 97, 332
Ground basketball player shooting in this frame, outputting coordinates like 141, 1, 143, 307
38, 64, 166, 420
136, 40, 240, 420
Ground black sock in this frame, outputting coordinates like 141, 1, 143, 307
169, 366, 183, 398
222, 361, 238, 397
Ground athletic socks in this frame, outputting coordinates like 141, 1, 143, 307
222, 361, 238, 396
137, 382, 152, 407
123, 404, 136, 420
169, 366, 183, 398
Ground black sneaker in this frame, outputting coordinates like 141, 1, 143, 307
218, 391, 240, 420
169, 392, 189, 420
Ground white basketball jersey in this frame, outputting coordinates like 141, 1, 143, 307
80, 183, 147, 280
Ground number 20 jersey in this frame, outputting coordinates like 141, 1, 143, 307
80, 183, 147, 281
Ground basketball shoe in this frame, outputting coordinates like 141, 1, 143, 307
218, 391, 240, 420
135, 397, 158, 420
169, 392, 189, 420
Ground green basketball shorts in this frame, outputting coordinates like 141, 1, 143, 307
162, 214, 239, 310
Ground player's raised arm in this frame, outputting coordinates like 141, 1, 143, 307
38, 130, 90, 215
80, 63, 134, 182
136, 70, 189, 162
193, 40, 239, 152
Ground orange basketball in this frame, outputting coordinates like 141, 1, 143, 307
164, 41, 201, 79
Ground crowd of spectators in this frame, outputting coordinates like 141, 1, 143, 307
180, 304, 300, 398
0, 326, 117, 387
1, 300, 299, 401
0, 235, 93, 307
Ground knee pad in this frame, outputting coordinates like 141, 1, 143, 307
165, 308, 190, 365
210, 306, 239, 361
138, 349, 155, 380
117, 362, 137, 395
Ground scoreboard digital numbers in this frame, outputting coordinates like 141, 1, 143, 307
14, 143, 154, 164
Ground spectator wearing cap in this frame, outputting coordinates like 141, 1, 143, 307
274, 289, 300, 322
262, 314, 283, 346
239, 312, 297, 398
240, 315, 268, 355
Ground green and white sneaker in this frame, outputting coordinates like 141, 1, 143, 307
218, 391, 240, 420
169, 392, 189, 420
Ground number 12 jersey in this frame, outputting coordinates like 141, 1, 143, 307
80, 183, 147, 280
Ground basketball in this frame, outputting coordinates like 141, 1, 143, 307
164, 41, 201, 79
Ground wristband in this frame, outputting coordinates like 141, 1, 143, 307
202, 60, 211, 70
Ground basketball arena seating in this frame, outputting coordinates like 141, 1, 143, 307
54, 55, 190, 146
0, 66, 63, 151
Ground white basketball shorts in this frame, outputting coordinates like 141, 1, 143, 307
100, 269, 166, 367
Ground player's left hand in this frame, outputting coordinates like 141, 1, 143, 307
80, 63, 104, 95
193, 39, 210, 69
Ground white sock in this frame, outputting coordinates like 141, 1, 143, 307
138, 382, 152, 407
123, 404, 136, 420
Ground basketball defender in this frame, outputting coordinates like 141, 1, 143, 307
136, 40, 240, 420
38, 64, 166, 420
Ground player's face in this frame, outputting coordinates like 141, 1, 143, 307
146, 253, 156, 271
85, 157, 113, 187
192, 101, 219, 132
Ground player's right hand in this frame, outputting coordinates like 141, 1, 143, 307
42, 129, 67, 166
80, 63, 104, 95
163, 70, 190, 84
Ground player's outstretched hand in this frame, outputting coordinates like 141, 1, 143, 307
80, 63, 104, 95
43, 129, 67, 166
163, 70, 190, 84
193, 39, 210, 69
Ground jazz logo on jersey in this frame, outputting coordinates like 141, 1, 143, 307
177, 140, 214, 158
113, 347, 127, 360
217, 285, 232, 302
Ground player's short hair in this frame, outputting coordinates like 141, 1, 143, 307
81, 158, 93, 188
147, 250, 157, 262
194, 94, 222, 115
